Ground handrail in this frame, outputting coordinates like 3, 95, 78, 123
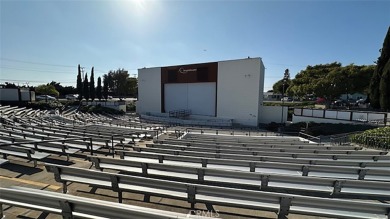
299, 132, 321, 143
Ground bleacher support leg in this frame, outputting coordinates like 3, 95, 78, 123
0, 203, 3, 219
277, 197, 292, 219
143, 194, 151, 202
62, 182, 68, 194
89, 138, 93, 156
205, 203, 215, 212
118, 191, 123, 203
59, 200, 73, 219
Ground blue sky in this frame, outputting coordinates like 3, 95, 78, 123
1, 0, 389, 91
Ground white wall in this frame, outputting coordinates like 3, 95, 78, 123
260, 106, 288, 124
0, 88, 19, 101
293, 115, 357, 124
258, 60, 265, 124
165, 82, 216, 116
137, 67, 161, 114
217, 58, 262, 126
20, 90, 31, 101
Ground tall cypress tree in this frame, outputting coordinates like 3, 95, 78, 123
371, 27, 390, 110
103, 77, 108, 100
379, 27, 390, 111
77, 64, 83, 101
97, 77, 102, 101
379, 65, 390, 110
90, 67, 95, 101
83, 73, 89, 101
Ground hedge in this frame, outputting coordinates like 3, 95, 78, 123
350, 127, 390, 150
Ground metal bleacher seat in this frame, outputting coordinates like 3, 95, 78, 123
89, 155, 390, 201
147, 143, 386, 156
0, 145, 49, 167
132, 145, 390, 163
44, 163, 390, 219
117, 150, 390, 181
0, 186, 210, 219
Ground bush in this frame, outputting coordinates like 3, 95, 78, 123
350, 127, 390, 150
28, 101, 63, 110
79, 105, 125, 115
126, 102, 136, 112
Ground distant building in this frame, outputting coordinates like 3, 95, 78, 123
264, 91, 282, 101
0, 88, 35, 103
136, 57, 291, 126
137, 58, 272, 126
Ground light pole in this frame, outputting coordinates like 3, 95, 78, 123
281, 69, 290, 124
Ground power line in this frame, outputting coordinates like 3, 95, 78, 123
1, 57, 138, 73
0, 78, 74, 83
0, 57, 76, 68
0, 66, 76, 74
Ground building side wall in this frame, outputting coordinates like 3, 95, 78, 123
258, 60, 265, 124
20, 90, 31, 101
0, 88, 19, 101
217, 58, 261, 126
136, 67, 162, 114
260, 106, 288, 124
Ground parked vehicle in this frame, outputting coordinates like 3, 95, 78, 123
65, 94, 79, 100
280, 97, 292, 102
36, 95, 56, 101
356, 98, 367, 104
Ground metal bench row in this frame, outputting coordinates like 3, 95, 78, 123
0, 135, 80, 161
89, 155, 390, 200
147, 143, 386, 155
0, 187, 207, 219
182, 133, 304, 143
45, 163, 390, 219
133, 145, 390, 162
0, 145, 49, 167
117, 150, 390, 181
130, 145, 390, 168
155, 139, 358, 150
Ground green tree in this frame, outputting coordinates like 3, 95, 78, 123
126, 77, 138, 97
272, 79, 291, 96
376, 27, 390, 110
379, 62, 390, 110
77, 64, 83, 101
96, 77, 102, 101
90, 67, 95, 101
287, 62, 342, 100
103, 76, 108, 100
35, 84, 59, 97
287, 62, 374, 105
49, 81, 76, 96
83, 73, 89, 101
102, 69, 137, 97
